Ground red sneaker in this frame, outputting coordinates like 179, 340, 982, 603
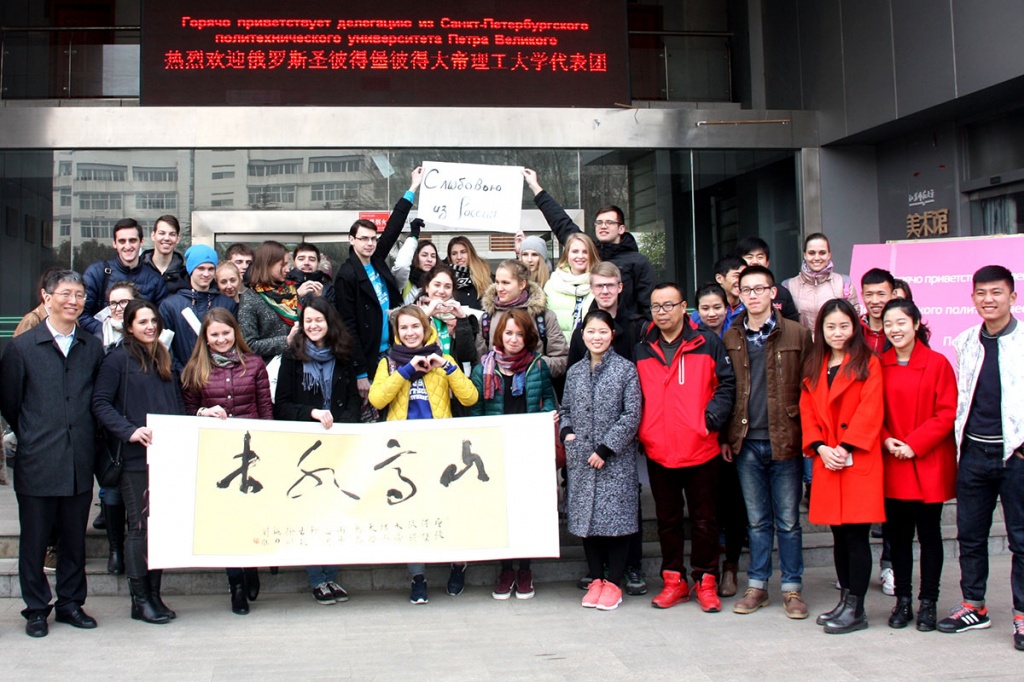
582, 579, 604, 608
651, 570, 690, 609
695, 574, 722, 613
596, 581, 623, 611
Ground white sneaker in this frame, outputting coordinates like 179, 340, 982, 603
879, 567, 895, 596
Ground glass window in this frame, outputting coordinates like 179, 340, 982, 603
247, 160, 302, 177
310, 182, 359, 202
59, 220, 71, 237
79, 193, 123, 210
77, 164, 127, 182
80, 219, 117, 240
309, 157, 362, 173
58, 161, 72, 176
135, 192, 178, 210
60, 188, 72, 207
133, 167, 178, 182
247, 185, 297, 205
212, 170, 235, 180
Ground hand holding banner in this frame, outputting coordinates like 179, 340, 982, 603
418, 161, 524, 233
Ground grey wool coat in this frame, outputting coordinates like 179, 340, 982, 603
238, 287, 292, 362
559, 348, 642, 538
0, 323, 104, 496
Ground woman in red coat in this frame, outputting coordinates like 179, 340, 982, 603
800, 299, 885, 634
880, 298, 957, 632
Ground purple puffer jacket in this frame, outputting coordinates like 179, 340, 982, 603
182, 353, 273, 420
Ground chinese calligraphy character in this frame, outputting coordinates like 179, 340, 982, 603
440, 440, 490, 487
217, 431, 263, 494
286, 439, 360, 500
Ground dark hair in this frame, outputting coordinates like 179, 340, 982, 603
293, 242, 321, 260
714, 256, 747, 278
739, 265, 775, 287
248, 240, 289, 288
972, 265, 1014, 293
289, 296, 352, 363
695, 282, 728, 307
122, 299, 172, 381
803, 299, 872, 387
36, 266, 64, 303
422, 262, 456, 290
496, 258, 530, 285
860, 267, 895, 290
735, 237, 770, 260
153, 215, 180, 235
652, 281, 684, 299
493, 307, 540, 355
107, 280, 140, 301
803, 232, 830, 251
225, 243, 254, 259
582, 309, 615, 332
114, 218, 143, 241
595, 205, 625, 225
892, 278, 914, 300
411, 240, 439, 287
349, 219, 377, 237
43, 269, 84, 293
882, 298, 931, 347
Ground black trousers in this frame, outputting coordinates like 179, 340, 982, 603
885, 498, 944, 601
120, 469, 150, 580
832, 523, 872, 598
583, 535, 630, 584
17, 490, 92, 616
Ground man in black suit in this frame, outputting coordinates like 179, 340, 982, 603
0, 269, 104, 637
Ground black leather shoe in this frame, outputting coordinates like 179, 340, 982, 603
888, 596, 913, 629
917, 599, 937, 632
55, 608, 98, 629
25, 613, 48, 638
244, 567, 260, 601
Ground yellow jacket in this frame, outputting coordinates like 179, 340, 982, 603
368, 332, 478, 420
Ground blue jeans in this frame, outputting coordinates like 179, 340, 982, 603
956, 439, 1024, 613
98, 485, 122, 505
735, 440, 804, 592
305, 565, 338, 588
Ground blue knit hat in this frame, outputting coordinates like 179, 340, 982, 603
184, 244, 219, 274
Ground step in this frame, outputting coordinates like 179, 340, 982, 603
0, 522, 1009, 598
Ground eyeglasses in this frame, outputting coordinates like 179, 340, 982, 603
352, 235, 379, 243
108, 300, 130, 310
594, 220, 621, 228
592, 283, 620, 291
51, 291, 86, 302
739, 285, 773, 297
650, 301, 683, 313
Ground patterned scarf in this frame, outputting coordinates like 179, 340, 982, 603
450, 263, 474, 292
302, 340, 336, 409
798, 259, 836, 286
431, 317, 453, 356
480, 348, 535, 400
389, 339, 445, 382
254, 281, 300, 326
211, 350, 241, 368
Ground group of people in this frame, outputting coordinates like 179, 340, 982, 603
0, 168, 1020, 654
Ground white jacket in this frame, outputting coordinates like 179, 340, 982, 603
953, 318, 1024, 461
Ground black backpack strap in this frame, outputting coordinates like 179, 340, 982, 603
536, 313, 548, 355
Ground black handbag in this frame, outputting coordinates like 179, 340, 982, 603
94, 362, 128, 487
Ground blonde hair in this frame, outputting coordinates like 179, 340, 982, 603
555, 232, 600, 274
522, 251, 551, 288
181, 307, 253, 391
447, 236, 492, 298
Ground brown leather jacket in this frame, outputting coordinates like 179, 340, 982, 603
721, 312, 811, 460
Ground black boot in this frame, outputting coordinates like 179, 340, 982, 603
229, 575, 249, 615
917, 599, 938, 632
888, 596, 914, 629
147, 570, 176, 620
129, 577, 171, 624
816, 588, 849, 626
244, 567, 260, 601
104, 503, 126, 575
824, 594, 868, 634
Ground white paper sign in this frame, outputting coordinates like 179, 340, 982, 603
418, 161, 524, 232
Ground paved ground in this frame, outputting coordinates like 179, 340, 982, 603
0, 557, 1020, 681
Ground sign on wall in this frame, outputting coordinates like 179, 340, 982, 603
141, 0, 629, 106
147, 413, 560, 568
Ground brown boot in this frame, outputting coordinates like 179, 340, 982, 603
783, 590, 809, 619
733, 587, 770, 614
651, 570, 690, 609
719, 563, 738, 597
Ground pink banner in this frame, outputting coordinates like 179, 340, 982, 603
850, 235, 1024, 366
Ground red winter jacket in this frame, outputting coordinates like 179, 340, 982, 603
182, 353, 273, 420
636, 319, 736, 468
881, 342, 958, 503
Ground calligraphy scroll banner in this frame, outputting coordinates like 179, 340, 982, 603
850, 234, 1024, 366
418, 161, 524, 232
147, 413, 559, 568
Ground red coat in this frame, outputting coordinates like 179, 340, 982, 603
880, 343, 957, 503
800, 354, 885, 525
